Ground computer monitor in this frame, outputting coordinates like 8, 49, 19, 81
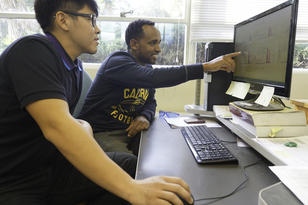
232, 0, 298, 111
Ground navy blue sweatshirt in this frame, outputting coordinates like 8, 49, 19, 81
79, 51, 204, 132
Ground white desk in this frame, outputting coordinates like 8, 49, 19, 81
216, 116, 308, 166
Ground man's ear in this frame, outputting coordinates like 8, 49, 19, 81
130, 39, 139, 50
53, 11, 70, 31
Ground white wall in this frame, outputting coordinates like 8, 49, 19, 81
290, 69, 308, 99
84, 67, 308, 113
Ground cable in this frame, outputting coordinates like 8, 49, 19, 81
194, 160, 260, 205
274, 97, 291, 109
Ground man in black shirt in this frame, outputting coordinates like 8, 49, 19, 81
0, 1, 194, 205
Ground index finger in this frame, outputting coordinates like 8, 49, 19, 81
225, 51, 241, 58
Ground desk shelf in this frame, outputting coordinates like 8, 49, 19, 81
216, 117, 287, 165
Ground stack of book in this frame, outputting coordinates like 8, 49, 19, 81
291, 99, 308, 124
229, 103, 308, 137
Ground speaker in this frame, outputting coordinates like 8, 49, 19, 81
204, 42, 238, 111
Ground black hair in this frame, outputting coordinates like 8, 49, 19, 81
34, 0, 98, 32
125, 19, 155, 49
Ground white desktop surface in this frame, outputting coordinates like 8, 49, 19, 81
216, 116, 308, 166
253, 137, 308, 166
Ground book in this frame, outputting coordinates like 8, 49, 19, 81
229, 102, 307, 126
290, 99, 308, 124
232, 114, 308, 137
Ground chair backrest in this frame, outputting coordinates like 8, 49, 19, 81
73, 70, 92, 117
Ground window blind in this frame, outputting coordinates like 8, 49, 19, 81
190, 0, 308, 42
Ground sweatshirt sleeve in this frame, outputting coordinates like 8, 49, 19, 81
138, 89, 157, 122
100, 52, 204, 88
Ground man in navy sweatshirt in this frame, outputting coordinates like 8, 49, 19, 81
79, 19, 240, 155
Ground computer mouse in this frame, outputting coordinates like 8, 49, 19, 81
175, 194, 194, 205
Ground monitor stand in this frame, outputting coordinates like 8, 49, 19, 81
233, 97, 285, 111
184, 104, 215, 117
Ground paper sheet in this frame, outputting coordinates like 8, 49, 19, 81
164, 116, 221, 128
213, 105, 232, 119
226, 81, 250, 99
252, 136, 308, 166
255, 86, 275, 107
269, 166, 308, 205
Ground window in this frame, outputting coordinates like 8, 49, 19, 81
0, 0, 187, 66
195, 43, 206, 64
294, 44, 308, 69
191, 0, 308, 69
98, 0, 185, 18
0, 0, 185, 17
80, 22, 185, 65
0, 19, 41, 52
0, 0, 34, 12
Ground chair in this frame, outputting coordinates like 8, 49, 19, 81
73, 71, 93, 204
73, 70, 93, 117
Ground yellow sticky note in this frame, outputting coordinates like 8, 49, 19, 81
269, 127, 283, 137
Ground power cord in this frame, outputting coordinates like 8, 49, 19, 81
274, 97, 291, 109
194, 160, 261, 205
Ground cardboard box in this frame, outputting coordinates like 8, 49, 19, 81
290, 99, 308, 124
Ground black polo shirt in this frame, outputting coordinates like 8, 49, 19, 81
0, 33, 83, 185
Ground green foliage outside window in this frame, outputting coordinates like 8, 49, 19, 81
80, 22, 185, 65
294, 44, 308, 68
1, 0, 307, 68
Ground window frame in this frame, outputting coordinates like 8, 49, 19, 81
1, 0, 308, 68
0, 0, 193, 69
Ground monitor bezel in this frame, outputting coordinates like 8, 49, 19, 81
232, 0, 298, 98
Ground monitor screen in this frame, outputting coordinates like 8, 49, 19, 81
233, 0, 298, 98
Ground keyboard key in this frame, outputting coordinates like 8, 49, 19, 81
181, 125, 238, 164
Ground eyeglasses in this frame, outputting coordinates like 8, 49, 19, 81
60, 10, 97, 27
